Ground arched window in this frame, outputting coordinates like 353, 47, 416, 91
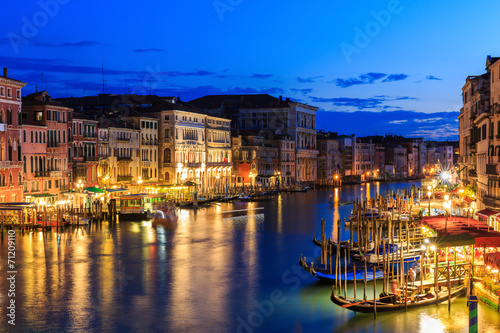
163, 148, 171, 163
35, 131, 38, 143
165, 172, 170, 182
23, 130, 26, 142
23, 156, 26, 173
8, 173, 13, 186
17, 173, 21, 187
31, 131, 33, 143
43, 132, 46, 143
30, 156, 33, 173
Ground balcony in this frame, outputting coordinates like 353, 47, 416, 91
117, 137, 131, 142
142, 160, 151, 167
84, 156, 99, 162
117, 175, 132, 182
162, 162, 172, 168
47, 141, 59, 148
99, 137, 109, 142
142, 140, 158, 146
49, 170, 62, 178
35, 171, 49, 177
117, 156, 132, 161
163, 138, 171, 143
83, 132, 97, 138
0, 161, 10, 168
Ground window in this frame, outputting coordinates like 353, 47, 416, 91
47, 110, 51, 121
7, 88, 11, 98
62, 111, 65, 123
23, 130, 26, 142
154, 122, 157, 129
30, 131, 33, 143
141, 121, 145, 128
35, 111, 43, 121
482, 124, 487, 140
164, 128, 170, 138
0, 87, 3, 96
16, 90, 20, 99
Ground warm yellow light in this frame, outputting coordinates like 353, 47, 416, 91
334, 175, 338, 179
444, 195, 449, 201
487, 266, 491, 270
430, 245, 436, 251
366, 172, 370, 176
427, 185, 431, 190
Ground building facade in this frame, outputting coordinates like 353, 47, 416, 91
0, 68, 26, 202
22, 91, 72, 196
71, 113, 98, 188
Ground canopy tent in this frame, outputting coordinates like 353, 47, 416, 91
477, 208, 500, 219
83, 187, 105, 193
475, 237, 500, 248
463, 197, 475, 204
25, 193, 57, 198
484, 252, 500, 269
105, 188, 128, 193
428, 233, 476, 248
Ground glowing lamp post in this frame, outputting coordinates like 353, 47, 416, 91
138, 176, 143, 193
427, 185, 432, 216
444, 194, 451, 232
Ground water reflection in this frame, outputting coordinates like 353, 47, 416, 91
1, 182, 500, 332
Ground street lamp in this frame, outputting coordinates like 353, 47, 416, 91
427, 185, 432, 216
444, 194, 451, 232
277, 171, 281, 191
77, 179, 84, 192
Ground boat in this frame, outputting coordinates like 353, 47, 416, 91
299, 255, 384, 282
330, 284, 465, 313
119, 194, 152, 220
153, 202, 178, 227
68, 217, 89, 225
312, 235, 374, 254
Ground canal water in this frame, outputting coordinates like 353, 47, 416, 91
1, 181, 500, 332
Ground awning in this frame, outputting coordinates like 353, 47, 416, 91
83, 187, 105, 193
475, 237, 500, 248
464, 197, 474, 204
25, 194, 57, 198
484, 252, 500, 269
477, 208, 500, 219
105, 188, 128, 193
428, 233, 476, 248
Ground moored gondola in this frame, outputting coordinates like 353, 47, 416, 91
330, 284, 465, 313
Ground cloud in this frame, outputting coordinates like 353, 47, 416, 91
426, 75, 442, 80
414, 117, 443, 123
297, 76, 324, 83
316, 110, 459, 140
250, 73, 273, 79
134, 48, 165, 53
382, 74, 408, 82
395, 96, 418, 100
332, 73, 409, 88
310, 97, 385, 109
332, 72, 386, 88
291, 88, 313, 94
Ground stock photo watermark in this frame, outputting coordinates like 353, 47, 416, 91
6, 230, 17, 326
236, 247, 320, 333
7, 0, 70, 54
213, 0, 243, 21
340, 0, 407, 63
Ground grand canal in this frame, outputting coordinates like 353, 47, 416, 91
1, 181, 500, 332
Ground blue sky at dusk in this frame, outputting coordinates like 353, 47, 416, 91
2, 0, 500, 140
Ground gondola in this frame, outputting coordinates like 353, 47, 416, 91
312, 235, 373, 254
299, 255, 384, 282
330, 284, 465, 313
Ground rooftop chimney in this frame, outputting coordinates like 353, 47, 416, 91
279, 95, 283, 101
3, 68, 7, 78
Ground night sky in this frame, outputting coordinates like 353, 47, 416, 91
2, 0, 500, 140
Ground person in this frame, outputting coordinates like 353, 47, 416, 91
408, 268, 416, 286
390, 279, 400, 303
